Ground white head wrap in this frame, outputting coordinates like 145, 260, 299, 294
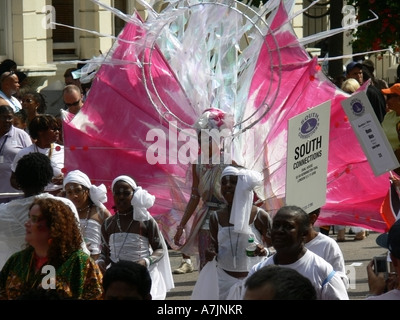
63, 170, 107, 210
221, 166, 263, 234
111, 175, 155, 221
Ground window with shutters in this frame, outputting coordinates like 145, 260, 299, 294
52, 0, 76, 56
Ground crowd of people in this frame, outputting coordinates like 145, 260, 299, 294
0, 54, 400, 301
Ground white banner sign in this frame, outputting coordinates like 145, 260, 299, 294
341, 91, 399, 176
286, 101, 331, 213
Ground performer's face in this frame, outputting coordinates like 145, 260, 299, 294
113, 181, 134, 213
65, 182, 89, 210
221, 175, 238, 204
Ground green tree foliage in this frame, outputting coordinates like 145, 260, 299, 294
352, 0, 399, 53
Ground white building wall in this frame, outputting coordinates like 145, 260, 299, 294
1, 0, 397, 89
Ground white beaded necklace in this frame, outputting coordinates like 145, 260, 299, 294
114, 210, 135, 262
78, 205, 91, 241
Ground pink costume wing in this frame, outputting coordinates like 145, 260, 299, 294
63, 1, 389, 259
242, 2, 388, 232
63, 14, 197, 249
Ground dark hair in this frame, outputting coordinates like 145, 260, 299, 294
0, 104, 14, 115
275, 205, 310, 235
23, 91, 47, 114
63, 67, 78, 78
103, 260, 152, 299
14, 109, 27, 123
362, 65, 383, 89
245, 265, 317, 300
15, 71, 27, 84
28, 114, 58, 140
0, 59, 17, 75
362, 59, 375, 74
15, 152, 53, 192
309, 208, 321, 217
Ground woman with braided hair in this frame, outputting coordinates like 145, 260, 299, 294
63, 170, 111, 261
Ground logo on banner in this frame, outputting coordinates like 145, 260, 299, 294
298, 113, 319, 139
350, 98, 365, 117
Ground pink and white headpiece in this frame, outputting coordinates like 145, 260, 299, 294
194, 108, 234, 133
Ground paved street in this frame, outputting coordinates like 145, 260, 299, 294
166, 229, 388, 300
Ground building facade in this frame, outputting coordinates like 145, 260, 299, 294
0, 0, 397, 90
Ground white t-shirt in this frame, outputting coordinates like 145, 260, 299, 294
0, 91, 22, 113
0, 126, 32, 195
249, 249, 349, 300
305, 232, 349, 288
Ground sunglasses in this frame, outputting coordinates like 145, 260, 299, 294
65, 99, 81, 108
66, 187, 85, 196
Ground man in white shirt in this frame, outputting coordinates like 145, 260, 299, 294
246, 205, 349, 300
305, 208, 349, 288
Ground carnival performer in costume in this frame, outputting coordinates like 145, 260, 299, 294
191, 165, 272, 299
0, 197, 103, 300
63, 170, 111, 261
174, 108, 236, 272
98, 175, 174, 300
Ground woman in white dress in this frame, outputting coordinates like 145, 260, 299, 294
191, 166, 272, 300
63, 169, 111, 261
97, 175, 174, 300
